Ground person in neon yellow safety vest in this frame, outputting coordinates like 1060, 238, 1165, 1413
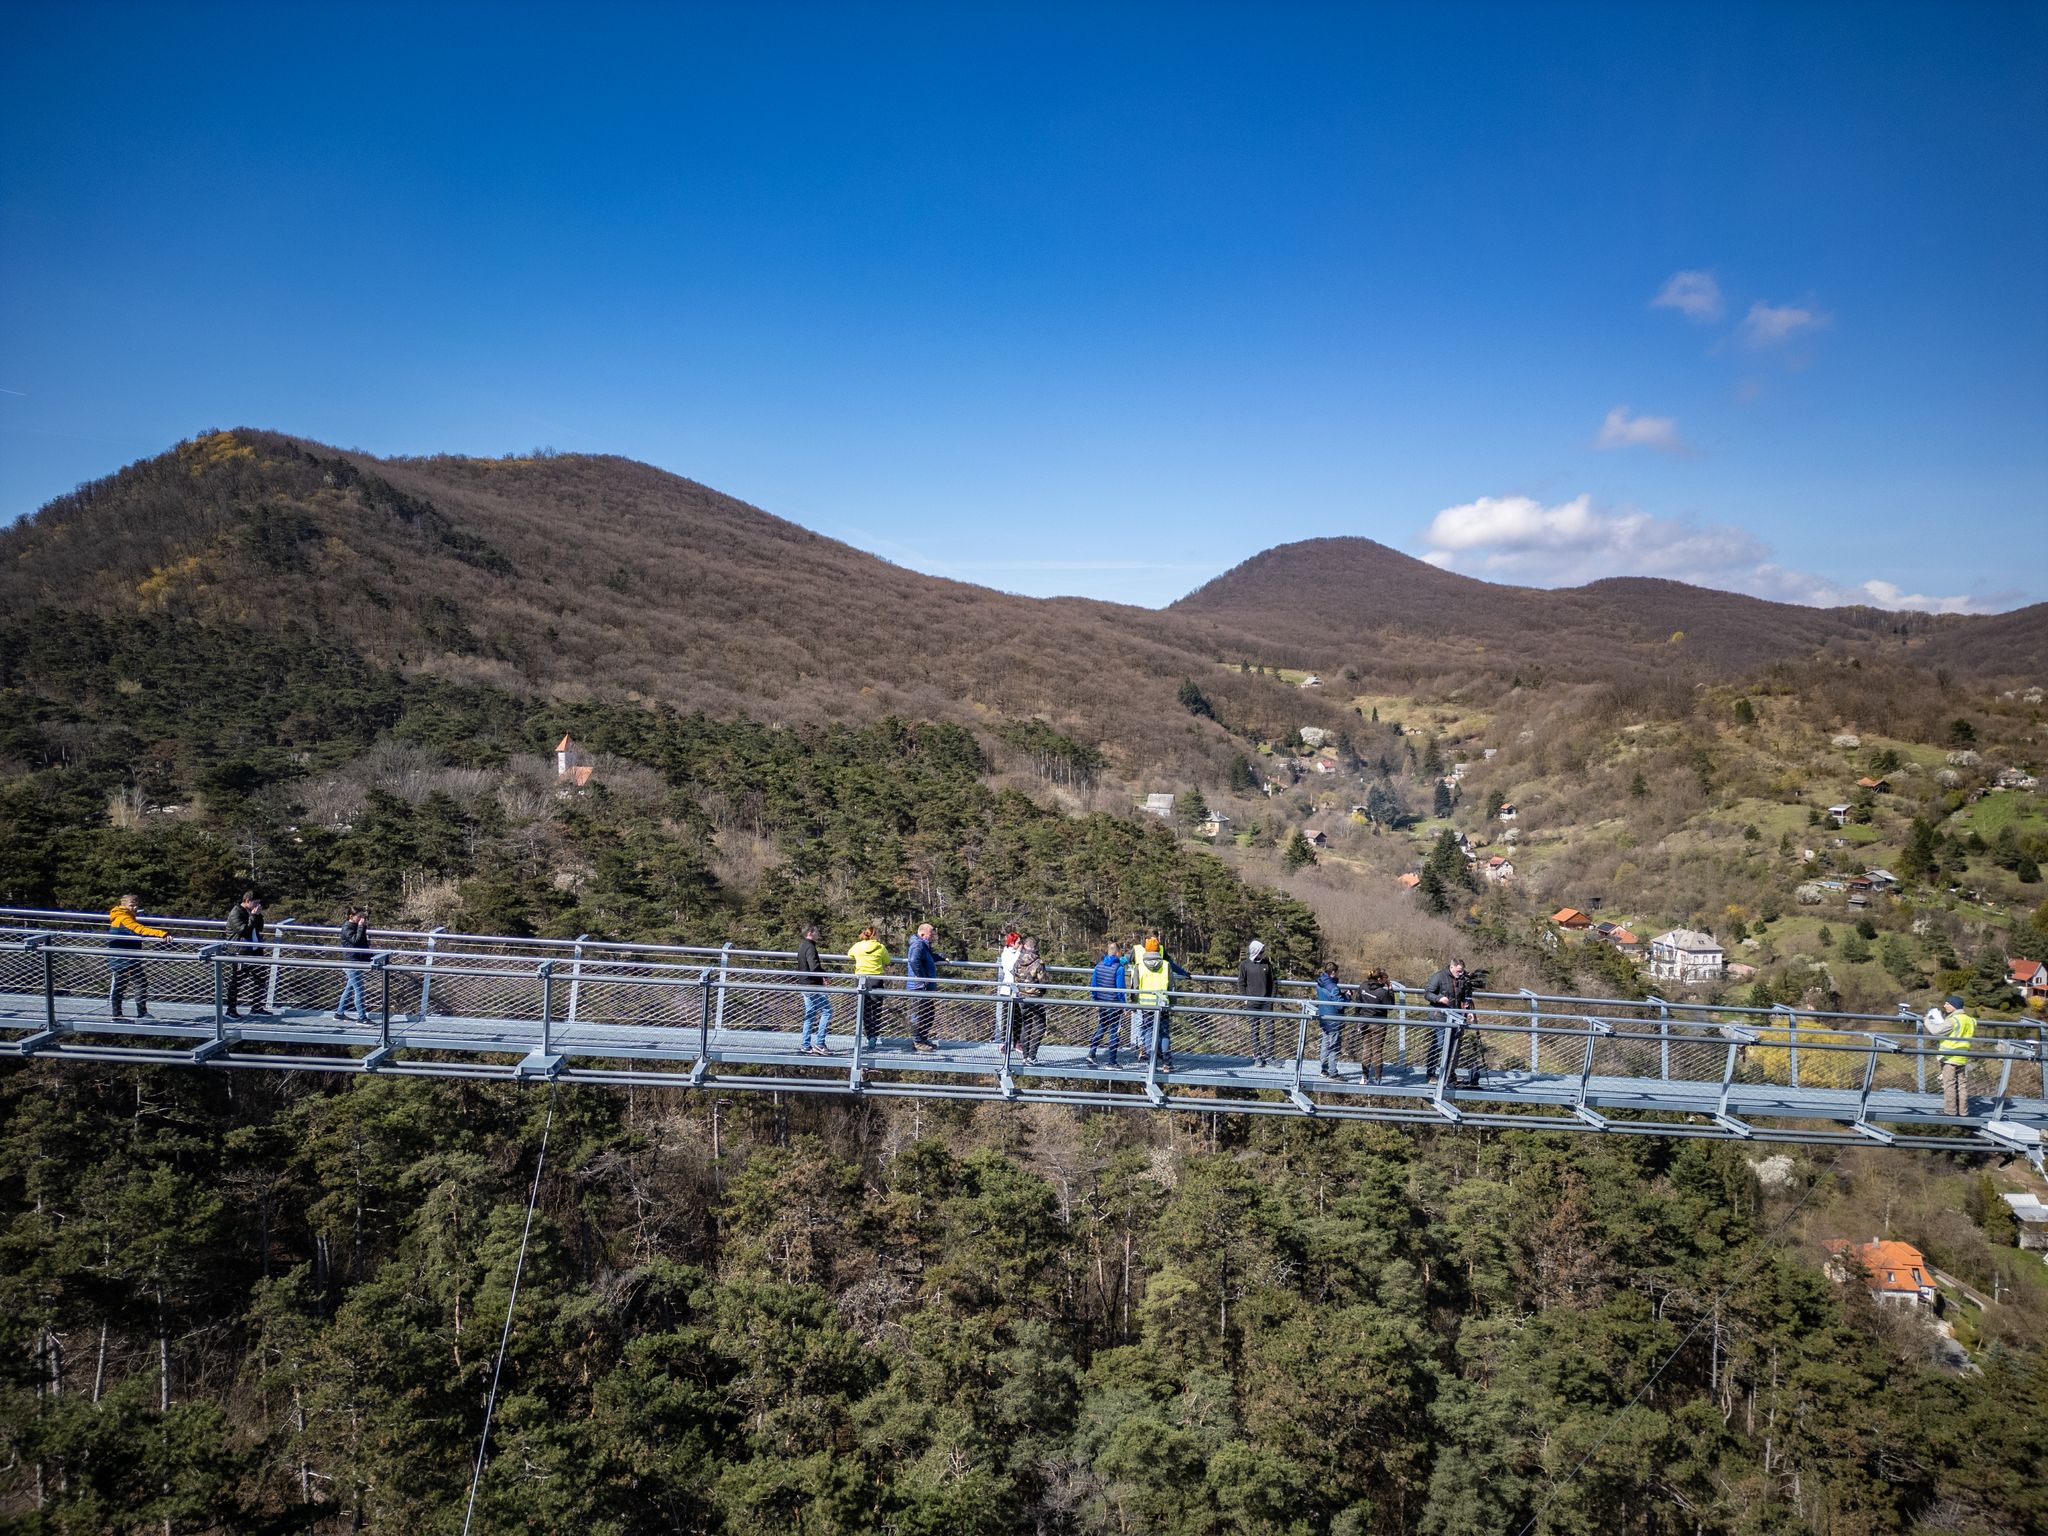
1924, 993, 1978, 1117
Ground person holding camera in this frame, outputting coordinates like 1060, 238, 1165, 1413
1423, 957, 1477, 1085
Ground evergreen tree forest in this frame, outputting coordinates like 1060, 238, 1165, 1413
6, 1075, 2045, 1534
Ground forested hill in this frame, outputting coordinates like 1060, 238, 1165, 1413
6, 431, 2043, 783
1170, 536, 2048, 681
0, 430, 1360, 778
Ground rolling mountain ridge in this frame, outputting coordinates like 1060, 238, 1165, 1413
3, 432, 2040, 779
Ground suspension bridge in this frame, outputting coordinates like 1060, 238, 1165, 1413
3, 907, 2042, 1165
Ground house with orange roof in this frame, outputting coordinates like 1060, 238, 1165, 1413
2010, 958, 2047, 1006
554, 734, 595, 789
1551, 907, 1592, 930
1396, 872, 1421, 890
1856, 776, 1891, 792
1822, 1238, 1936, 1306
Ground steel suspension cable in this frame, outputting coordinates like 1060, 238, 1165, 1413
1512, 1146, 1845, 1536
460, 1079, 558, 1536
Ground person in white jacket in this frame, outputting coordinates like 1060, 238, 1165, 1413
994, 931, 1022, 1046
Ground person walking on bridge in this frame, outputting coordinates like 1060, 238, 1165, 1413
1924, 994, 1978, 1116
223, 892, 266, 1018
1086, 939, 1126, 1066
906, 922, 947, 1052
107, 894, 168, 1018
1238, 939, 1279, 1065
797, 925, 833, 1055
334, 905, 373, 1022
849, 926, 891, 1047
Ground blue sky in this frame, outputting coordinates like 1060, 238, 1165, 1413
3, 3, 2043, 611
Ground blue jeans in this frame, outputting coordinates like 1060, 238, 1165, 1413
1318, 1024, 1343, 1075
801, 991, 832, 1049
1088, 1006, 1122, 1059
1137, 1007, 1169, 1058
337, 968, 367, 1019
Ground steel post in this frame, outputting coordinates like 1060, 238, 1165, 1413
418, 927, 447, 1020
1521, 989, 1540, 1072
1649, 995, 1671, 1081
539, 961, 556, 1057
263, 918, 293, 1013
566, 934, 589, 1027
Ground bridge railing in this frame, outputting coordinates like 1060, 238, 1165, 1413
5, 910, 2042, 1104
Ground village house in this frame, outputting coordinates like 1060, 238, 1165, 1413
1827, 804, 1852, 826
2009, 958, 2048, 1007
1551, 907, 1593, 931
1648, 928, 1725, 984
1822, 1239, 1936, 1307
1856, 776, 1891, 793
1299, 674, 1322, 688
1198, 812, 1232, 842
1303, 828, 1329, 849
2002, 1193, 2048, 1254
1139, 792, 1176, 819
1484, 854, 1515, 884
1396, 872, 1421, 891
554, 734, 595, 790
1497, 803, 1518, 822
1594, 923, 1640, 953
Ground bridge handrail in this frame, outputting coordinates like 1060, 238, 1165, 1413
8, 907, 2042, 1046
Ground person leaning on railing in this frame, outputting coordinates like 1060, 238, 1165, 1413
1923, 993, 1978, 1116
848, 926, 891, 1047
1354, 967, 1395, 1083
1086, 939, 1126, 1067
106, 894, 169, 1018
1314, 961, 1350, 1078
1423, 958, 1476, 1085
1130, 936, 1190, 1073
223, 892, 267, 1019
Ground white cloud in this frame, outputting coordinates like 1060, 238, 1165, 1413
1651, 270, 1723, 322
1738, 300, 1828, 347
1420, 493, 1995, 613
1595, 406, 1685, 453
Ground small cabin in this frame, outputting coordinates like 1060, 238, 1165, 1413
555, 734, 595, 790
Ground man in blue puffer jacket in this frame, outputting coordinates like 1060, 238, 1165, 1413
1086, 940, 1126, 1066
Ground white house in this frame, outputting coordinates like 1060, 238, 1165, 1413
555, 734, 595, 789
1299, 675, 1323, 688
1140, 793, 1176, 819
1648, 928, 1725, 984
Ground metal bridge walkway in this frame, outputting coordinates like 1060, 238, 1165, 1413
5, 909, 2043, 1164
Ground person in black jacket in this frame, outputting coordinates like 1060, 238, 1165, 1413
1423, 958, 1475, 1084
1237, 939, 1279, 1065
223, 892, 266, 1018
334, 905, 372, 1022
796, 925, 833, 1055
1354, 967, 1396, 1083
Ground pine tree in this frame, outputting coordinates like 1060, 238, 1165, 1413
1282, 828, 1317, 870
1432, 781, 1453, 819
1177, 679, 1215, 719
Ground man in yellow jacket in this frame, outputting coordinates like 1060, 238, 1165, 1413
848, 926, 892, 1046
107, 894, 169, 1018
1925, 993, 1978, 1116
